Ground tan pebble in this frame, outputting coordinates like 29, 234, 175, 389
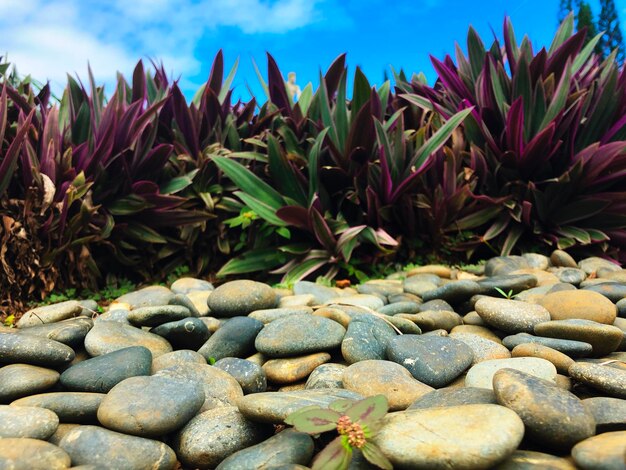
406, 265, 452, 278
451, 325, 503, 344
511, 343, 575, 374
278, 382, 307, 392
463, 311, 487, 326
263, 353, 331, 385
312, 307, 351, 328
539, 290, 617, 324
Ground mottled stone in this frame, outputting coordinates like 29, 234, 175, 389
523, 253, 550, 269
17, 301, 83, 328
57, 425, 177, 469
476, 274, 538, 296
94, 308, 130, 324
503, 332, 593, 357
582, 282, 626, 303
127, 305, 190, 327
187, 290, 211, 316
539, 290, 617, 324
450, 324, 502, 343
578, 256, 622, 275
408, 387, 497, 410
374, 404, 524, 469
214, 357, 267, 394
419, 299, 454, 311
115, 285, 175, 309
583, 397, 626, 432
493, 369, 595, 450
0, 364, 59, 402
208, 280, 277, 317
571, 431, 626, 470
465, 357, 557, 390
325, 294, 385, 311
342, 360, 433, 410
568, 362, 626, 398
293, 281, 342, 304
552, 268, 587, 285
149, 317, 210, 350
341, 314, 396, 364
485, 256, 530, 276
278, 294, 316, 308
398, 310, 462, 332
382, 314, 422, 334
170, 277, 214, 294
0, 333, 75, 367
197, 316, 263, 362
173, 406, 272, 469
311, 307, 351, 328
97, 376, 205, 437
511, 343, 575, 374
0, 438, 71, 470
11, 392, 104, 424
449, 332, 511, 364
263, 352, 330, 385
534, 319, 624, 357
305, 363, 346, 390
377, 301, 421, 315
151, 349, 206, 374
249, 307, 313, 323
475, 297, 551, 334
494, 450, 578, 469
83, 322, 172, 358
0, 405, 59, 439
550, 249, 577, 268
16, 318, 93, 347
420, 280, 482, 304
386, 334, 473, 388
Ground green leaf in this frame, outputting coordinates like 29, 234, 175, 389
377, 80, 391, 114
235, 191, 287, 226
217, 248, 286, 277
361, 442, 393, 470
501, 224, 524, 256
284, 405, 323, 425
345, 395, 388, 426
312, 436, 353, 470
467, 26, 486, 80
124, 222, 168, 244
251, 56, 269, 100
288, 408, 341, 434
329, 399, 354, 414
228, 151, 268, 162
352, 67, 371, 119
549, 12, 574, 54
538, 65, 571, 130
283, 256, 329, 284
107, 194, 151, 215
308, 128, 329, 203
219, 56, 239, 103
399, 93, 436, 113
297, 83, 314, 115
453, 206, 502, 230
334, 71, 348, 151
572, 32, 603, 75
159, 170, 199, 194
268, 134, 307, 205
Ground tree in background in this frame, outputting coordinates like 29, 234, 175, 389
598, 0, 625, 63
576, 1, 599, 49
558, 0, 573, 24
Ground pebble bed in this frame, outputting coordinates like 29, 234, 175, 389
1, 251, 626, 469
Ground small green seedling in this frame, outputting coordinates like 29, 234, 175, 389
285, 394, 392, 470
207, 357, 216, 365
494, 287, 515, 299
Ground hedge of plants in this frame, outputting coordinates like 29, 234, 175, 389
1, 15, 626, 314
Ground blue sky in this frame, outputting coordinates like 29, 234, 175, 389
0, 0, 622, 102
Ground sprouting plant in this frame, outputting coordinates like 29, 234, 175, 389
284, 394, 392, 470
207, 357, 216, 365
494, 287, 515, 299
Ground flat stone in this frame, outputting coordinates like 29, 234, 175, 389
94, 308, 130, 324
571, 431, 626, 470
60, 346, 152, 393
305, 363, 346, 390
0, 333, 75, 367
126, 305, 190, 327
523, 253, 550, 269
151, 349, 206, 373
493, 450, 578, 469
403, 278, 440, 297
0, 405, 59, 439
493, 368, 595, 450
167, 293, 201, 318
374, 404, 524, 469
382, 314, 422, 334
420, 280, 482, 304
97, 376, 205, 437
293, 281, 342, 304
197, 316, 263, 362
342, 359, 433, 411
568, 362, 626, 398
0, 364, 59, 402
214, 357, 267, 394
485, 256, 530, 276
255, 314, 345, 358
311, 307, 351, 328
534, 319, 624, 356
551, 249, 577, 268
325, 294, 385, 311
57, 425, 177, 469
583, 397, 626, 432
539, 290, 617, 324
0, 438, 71, 470
503, 332, 593, 357
578, 256, 622, 275
263, 352, 330, 385
16, 318, 93, 347
236, 389, 362, 424
17, 300, 83, 328
377, 301, 421, 315
249, 307, 313, 323
475, 297, 551, 334
511, 343, 575, 374
149, 317, 210, 350
155, 362, 243, 412
419, 299, 454, 311
408, 387, 497, 410
170, 277, 214, 294
83, 321, 172, 358
173, 406, 272, 469
115, 285, 175, 309
405, 265, 452, 278
552, 267, 587, 285
278, 294, 316, 308
215, 428, 314, 470
582, 282, 626, 303
398, 310, 462, 332
476, 274, 538, 296
11, 392, 105, 424
186, 291, 211, 316
208, 280, 277, 317
465, 357, 557, 390
449, 332, 511, 364
341, 314, 396, 364
386, 334, 473, 388
450, 324, 503, 343
510, 268, 559, 286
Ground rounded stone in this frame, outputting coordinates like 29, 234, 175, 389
151, 349, 206, 373
0, 364, 59, 402
552, 267, 587, 285
16, 317, 93, 347
511, 343, 575, 374
0, 438, 71, 470
485, 256, 530, 276
420, 280, 482, 304
377, 301, 421, 316
208, 280, 277, 317
305, 363, 346, 389
11, 392, 104, 424
114, 285, 175, 309
0, 405, 59, 439
341, 314, 396, 364
342, 360, 433, 410
386, 334, 474, 388
582, 282, 626, 302
539, 290, 617, 324
60, 346, 152, 393
450, 324, 503, 343
57, 425, 177, 469
407, 387, 497, 410
475, 297, 551, 334
476, 274, 538, 297
493, 450, 578, 469
465, 357, 557, 390
502, 332, 593, 357
0, 333, 75, 367
571, 431, 626, 470
292, 281, 342, 304
173, 406, 272, 469
374, 404, 524, 469
17, 300, 83, 328
149, 317, 210, 350
523, 253, 551, 270
97, 375, 205, 437
583, 397, 626, 432
493, 368, 595, 450
215, 428, 314, 470
406, 264, 452, 278
83, 322, 172, 358
534, 319, 624, 357
255, 314, 346, 358
449, 332, 511, 364
170, 277, 214, 294
197, 316, 264, 362
400, 310, 463, 332
578, 256, 622, 275
249, 307, 313, 324
263, 352, 330, 385
127, 305, 190, 327
187, 291, 211, 316
551, 249, 578, 268
213, 357, 267, 394
568, 362, 626, 398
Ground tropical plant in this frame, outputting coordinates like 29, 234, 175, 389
284, 394, 392, 470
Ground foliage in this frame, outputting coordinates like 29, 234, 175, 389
598, 0, 625, 62
285, 395, 392, 470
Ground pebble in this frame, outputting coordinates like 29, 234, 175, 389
539, 290, 617, 324
552, 267, 587, 285
208, 280, 277, 317
476, 274, 538, 296
278, 293, 315, 307
534, 319, 624, 356
493, 368, 595, 450
420, 280, 482, 304
16, 317, 93, 347
342, 359, 433, 410
407, 387, 497, 409
249, 307, 313, 323
511, 343, 575, 374
214, 357, 267, 394
398, 309, 463, 331
94, 308, 130, 324
582, 396, 626, 432
341, 314, 396, 363
60, 346, 152, 393
475, 297, 551, 333
11, 392, 104, 424
311, 307, 351, 328
386, 334, 474, 387
582, 282, 626, 303
0, 405, 59, 439
571, 431, 626, 470
127, 305, 190, 327
568, 362, 626, 398
83, 321, 172, 358
263, 352, 330, 385
149, 317, 210, 350
170, 277, 214, 294
374, 404, 524, 469
449, 332, 511, 364
115, 285, 175, 309
406, 264, 452, 278
0, 333, 75, 367
215, 428, 314, 470
57, 425, 177, 469
173, 406, 272, 469
255, 314, 345, 358
450, 324, 502, 343
151, 349, 206, 373
377, 301, 421, 315
305, 363, 346, 389
292, 281, 341, 304
97, 375, 205, 437
551, 249, 578, 267
197, 316, 263, 362
485, 256, 530, 276
186, 290, 211, 316
578, 256, 622, 274
502, 332, 593, 357
494, 450, 578, 469
465, 357, 557, 389
0, 438, 71, 470
16, 300, 83, 328
0, 364, 59, 402
326, 294, 385, 310
523, 253, 550, 269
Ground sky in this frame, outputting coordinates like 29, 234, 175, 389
0, 0, 623, 102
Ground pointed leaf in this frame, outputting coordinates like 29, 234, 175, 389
289, 408, 341, 434
361, 442, 393, 470
235, 192, 287, 226
346, 395, 388, 425
217, 248, 286, 277
312, 436, 352, 470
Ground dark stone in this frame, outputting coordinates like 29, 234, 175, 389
11, 392, 105, 423
197, 316, 263, 362
208, 280, 277, 317
484, 256, 530, 276
0, 364, 59, 402
408, 387, 497, 410
150, 317, 210, 350
127, 305, 191, 327
16, 317, 93, 347
214, 357, 267, 394
341, 314, 396, 364
0, 333, 75, 367
420, 280, 482, 305
377, 301, 421, 316
583, 397, 626, 432
502, 333, 593, 357
582, 282, 626, 303
476, 274, 538, 296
